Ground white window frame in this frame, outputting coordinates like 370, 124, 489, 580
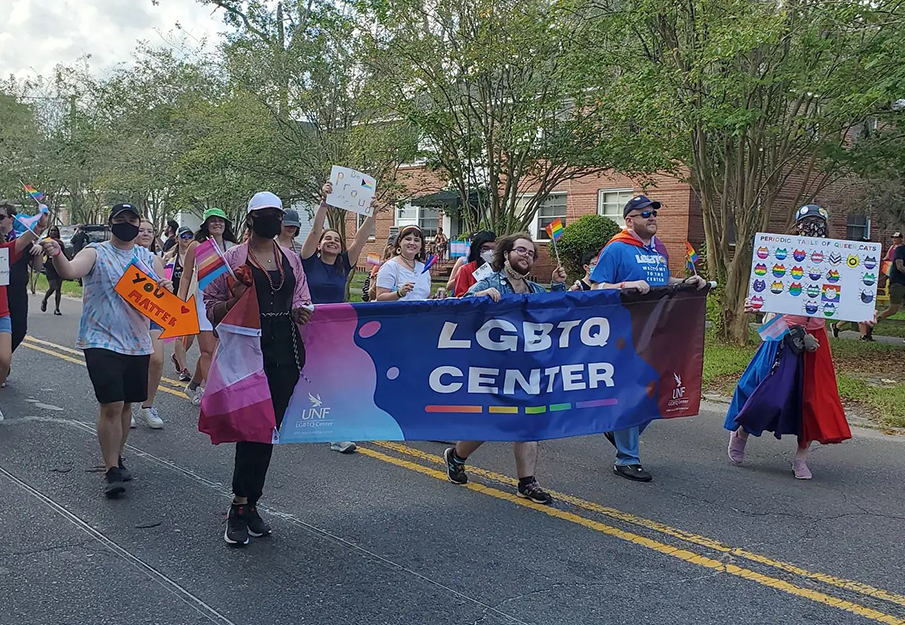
597, 188, 635, 222
524, 192, 568, 243
394, 202, 440, 239
356, 213, 375, 241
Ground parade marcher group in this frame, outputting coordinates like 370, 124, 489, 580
4, 185, 894, 546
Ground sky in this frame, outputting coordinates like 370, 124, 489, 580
0, 0, 230, 80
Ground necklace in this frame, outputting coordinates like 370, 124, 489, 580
398, 255, 416, 270
247, 241, 286, 292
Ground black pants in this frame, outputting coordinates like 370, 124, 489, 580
9, 288, 28, 353
232, 363, 300, 504
43, 278, 62, 313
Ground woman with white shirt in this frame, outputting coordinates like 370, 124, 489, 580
375, 225, 433, 301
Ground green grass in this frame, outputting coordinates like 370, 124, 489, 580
30, 273, 83, 298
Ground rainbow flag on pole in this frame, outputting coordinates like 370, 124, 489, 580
545, 218, 564, 241
366, 252, 381, 267
685, 242, 699, 264
195, 238, 230, 289
23, 184, 44, 202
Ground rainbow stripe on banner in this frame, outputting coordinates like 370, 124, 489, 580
545, 218, 564, 241
195, 238, 229, 289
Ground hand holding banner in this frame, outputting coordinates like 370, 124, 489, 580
115, 260, 200, 339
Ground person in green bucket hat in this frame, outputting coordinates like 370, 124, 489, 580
177, 208, 239, 405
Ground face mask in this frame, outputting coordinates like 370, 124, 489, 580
588, 264, 597, 275
111, 222, 139, 242
797, 219, 827, 238
480, 250, 494, 265
251, 213, 282, 239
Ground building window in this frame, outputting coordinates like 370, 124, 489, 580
356, 213, 375, 241
846, 214, 871, 240
524, 193, 567, 241
394, 203, 439, 239
597, 188, 635, 221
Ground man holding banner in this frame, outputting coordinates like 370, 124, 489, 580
444, 233, 567, 504
41, 204, 172, 498
591, 195, 706, 482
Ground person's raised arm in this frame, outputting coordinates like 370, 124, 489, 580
301, 182, 331, 260
40, 239, 97, 280
177, 242, 198, 301
347, 211, 376, 266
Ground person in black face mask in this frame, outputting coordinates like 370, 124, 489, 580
40, 203, 174, 498
202, 191, 313, 546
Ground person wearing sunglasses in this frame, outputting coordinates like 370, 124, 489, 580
445, 233, 566, 505
590, 195, 706, 483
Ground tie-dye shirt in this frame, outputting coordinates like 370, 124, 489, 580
77, 242, 154, 355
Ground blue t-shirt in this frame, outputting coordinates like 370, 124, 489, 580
301, 251, 353, 304
591, 240, 670, 286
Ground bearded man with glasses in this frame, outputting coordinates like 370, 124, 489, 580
590, 195, 707, 482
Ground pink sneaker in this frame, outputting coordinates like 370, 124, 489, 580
728, 430, 747, 465
792, 458, 812, 480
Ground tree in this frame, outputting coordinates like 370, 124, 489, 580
556, 215, 620, 281
582, 0, 905, 343
361, 0, 664, 236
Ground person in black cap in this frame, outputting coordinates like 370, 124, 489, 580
41, 203, 173, 498
590, 195, 706, 482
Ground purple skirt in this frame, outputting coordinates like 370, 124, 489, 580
733, 341, 803, 441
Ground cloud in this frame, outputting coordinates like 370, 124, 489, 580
0, 0, 228, 80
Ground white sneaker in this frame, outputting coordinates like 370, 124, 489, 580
139, 406, 164, 429
130, 413, 136, 428
185, 384, 204, 406
330, 441, 357, 454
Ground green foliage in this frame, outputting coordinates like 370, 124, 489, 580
555, 215, 620, 281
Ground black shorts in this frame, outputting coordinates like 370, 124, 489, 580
83, 349, 150, 405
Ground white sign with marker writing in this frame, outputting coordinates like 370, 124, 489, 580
327, 166, 377, 216
0, 248, 9, 287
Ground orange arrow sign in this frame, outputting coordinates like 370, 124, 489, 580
114, 261, 200, 339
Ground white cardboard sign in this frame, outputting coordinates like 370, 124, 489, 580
327, 166, 376, 217
747, 232, 881, 323
0, 248, 9, 287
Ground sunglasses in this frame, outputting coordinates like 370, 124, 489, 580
513, 246, 537, 259
630, 210, 658, 219
179, 233, 194, 239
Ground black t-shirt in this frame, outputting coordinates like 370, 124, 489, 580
249, 252, 303, 368
162, 237, 177, 253
892, 245, 905, 286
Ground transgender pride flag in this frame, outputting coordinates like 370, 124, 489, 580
199, 289, 277, 444
194, 238, 230, 289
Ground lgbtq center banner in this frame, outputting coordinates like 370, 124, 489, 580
274, 287, 707, 443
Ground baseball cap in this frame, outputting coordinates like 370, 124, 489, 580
247, 191, 284, 213
282, 209, 301, 228
623, 195, 662, 218
202, 207, 229, 223
794, 204, 828, 223
893, 231, 902, 238
109, 203, 141, 220
177, 226, 193, 237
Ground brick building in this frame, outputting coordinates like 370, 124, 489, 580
338, 164, 901, 280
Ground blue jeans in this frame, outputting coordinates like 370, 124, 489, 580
613, 426, 641, 466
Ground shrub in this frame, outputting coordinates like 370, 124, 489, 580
556, 214, 621, 281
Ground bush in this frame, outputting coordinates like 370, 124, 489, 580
556, 214, 621, 281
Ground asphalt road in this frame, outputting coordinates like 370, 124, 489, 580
2, 292, 904, 625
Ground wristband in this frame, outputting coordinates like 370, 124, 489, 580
52, 248, 62, 257
396, 289, 403, 298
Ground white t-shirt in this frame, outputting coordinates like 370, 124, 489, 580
376, 257, 432, 301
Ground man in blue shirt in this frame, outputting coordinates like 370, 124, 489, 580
591, 195, 706, 481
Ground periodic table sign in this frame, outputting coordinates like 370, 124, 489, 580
747, 233, 881, 323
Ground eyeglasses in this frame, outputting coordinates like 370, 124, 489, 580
512, 246, 537, 259
179, 233, 194, 239
630, 210, 658, 219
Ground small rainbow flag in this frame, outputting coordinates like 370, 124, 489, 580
366, 252, 381, 267
195, 238, 230, 289
685, 241, 699, 264
422, 254, 437, 274
545, 218, 564, 241
23, 184, 44, 202
361, 178, 375, 191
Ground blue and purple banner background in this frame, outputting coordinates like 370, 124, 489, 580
277, 288, 707, 443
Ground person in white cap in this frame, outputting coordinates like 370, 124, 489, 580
204, 191, 313, 546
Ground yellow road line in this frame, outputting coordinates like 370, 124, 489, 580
23, 337, 187, 390
371, 441, 905, 611
21, 342, 189, 400
357, 446, 905, 625
20, 335, 905, 622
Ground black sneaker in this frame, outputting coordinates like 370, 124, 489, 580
224, 504, 249, 546
40, 300, 47, 313
244, 505, 272, 537
517, 479, 553, 505
613, 464, 653, 482
104, 467, 126, 499
118, 457, 133, 482
443, 447, 468, 484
